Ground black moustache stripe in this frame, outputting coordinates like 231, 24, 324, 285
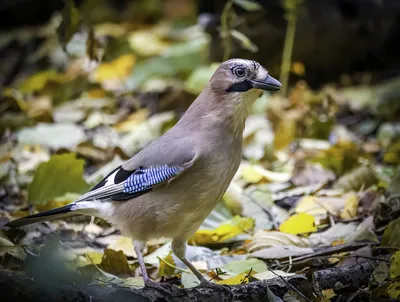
226, 80, 252, 92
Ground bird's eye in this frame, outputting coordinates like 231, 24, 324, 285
234, 67, 246, 77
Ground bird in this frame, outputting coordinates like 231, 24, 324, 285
5, 58, 281, 289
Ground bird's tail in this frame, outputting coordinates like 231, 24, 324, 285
5, 204, 77, 228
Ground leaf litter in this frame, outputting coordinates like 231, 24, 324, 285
0, 0, 400, 299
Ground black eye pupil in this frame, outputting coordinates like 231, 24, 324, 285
236, 68, 245, 77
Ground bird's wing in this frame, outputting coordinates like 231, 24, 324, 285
76, 138, 196, 202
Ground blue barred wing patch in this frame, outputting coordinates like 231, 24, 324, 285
123, 165, 183, 194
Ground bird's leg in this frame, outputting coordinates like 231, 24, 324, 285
171, 240, 207, 283
133, 240, 151, 283
171, 239, 231, 296
133, 240, 177, 295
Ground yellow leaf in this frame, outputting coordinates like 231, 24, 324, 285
85, 251, 103, 265
390, 251, 400, 279
128, 29, 169, 57
113, 109, 149, 132
340, 193, 359, 220
87, 88, 106, 98
291, 62, 305, 76
189, 216, 254, 245
94, 54, 136, 83
217, 272, 251, 285
108, 237, 136, 258
158, 251, 176, 277
273, 116, 297, 150
19, 70, 57, 94
19, 70, 75, 94
387, 281, 400, 299
241, 165, 292, 184
279, 213, 317, 235
295, 196, 328, 217
242, 166, 263, 183
322, 288, 336, 300
99, 249, 131, 276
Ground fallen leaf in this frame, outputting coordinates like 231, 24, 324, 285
158, 251, 176, 277
189, 216, 254, 245
240, 164, 292, 184
128, 28, 169, 57
382, 217, 400, 248
248, 230, 312, 253
17, 123, 86, 150
340, 192, 359, 220
216, 272, 252, 285
220, 258, 267, 276
372, 261, 389, 283
57, 0, 80, 50
93, 54, 136, 90
389, 251, 400, 279
28, 153, 89, 205
279, 213, 317, 235
253, 270, 295, 282
387, 281, 400, 299
251, 245, 314, 260
99, 249, 131, 276
333, 165, 378, 191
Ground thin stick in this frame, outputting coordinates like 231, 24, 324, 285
267, 268, 311, 302
157, 256, 191, 274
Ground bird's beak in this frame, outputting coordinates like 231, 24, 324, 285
250, 75, 282, 91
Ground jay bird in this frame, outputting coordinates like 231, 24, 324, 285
6, 59, 281, 288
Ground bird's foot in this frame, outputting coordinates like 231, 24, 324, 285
144, 278, 180, 296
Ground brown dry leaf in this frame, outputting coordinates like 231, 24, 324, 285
99, 249, 132, 276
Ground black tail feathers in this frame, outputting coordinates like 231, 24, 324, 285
5, 204, 74, 228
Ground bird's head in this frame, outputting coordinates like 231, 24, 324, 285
209, 59, 282, 96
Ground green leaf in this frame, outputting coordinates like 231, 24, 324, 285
28, 153, 89, 205
382, 217, 400, 249
184, 63, 219, 95
221, 258, 267, 275
230, 30, 258, 52
233, 0, 263, 12
57, 0, 80, 51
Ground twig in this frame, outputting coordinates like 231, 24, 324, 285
157, 256, 191, 274
209, 268, 228, 282
267, 267, 311, 302
73, 282, 96, 302
221, 0, 234, 61
280, 0, 302, 95
241, 267, 253, 284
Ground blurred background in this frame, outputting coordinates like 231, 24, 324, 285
0, 0, 400, 300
